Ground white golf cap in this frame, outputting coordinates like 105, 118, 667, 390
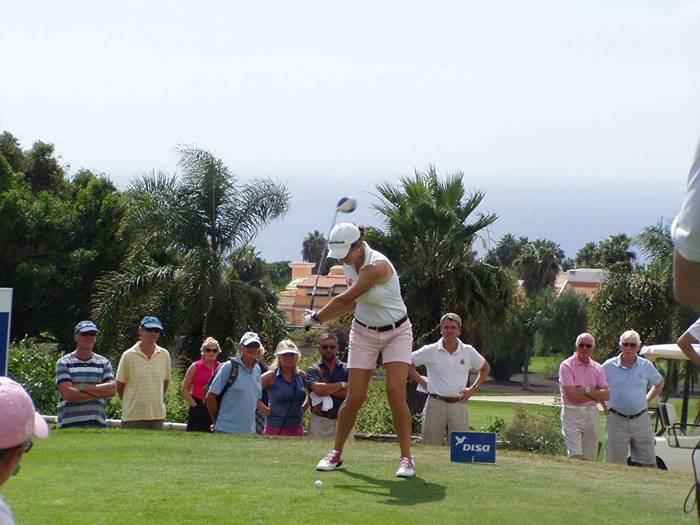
240, 331, 262, 347
328, 223, 361, 259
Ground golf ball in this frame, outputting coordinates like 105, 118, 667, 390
314, 480, 323, 489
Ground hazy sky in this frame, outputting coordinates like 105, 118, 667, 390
2, 1, 700, 261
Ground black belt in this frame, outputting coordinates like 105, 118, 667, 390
354, 315, 408, 332
609, 408, 646, 419
429, 393, 461, 403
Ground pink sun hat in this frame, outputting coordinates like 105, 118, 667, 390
0, 377, 50, 449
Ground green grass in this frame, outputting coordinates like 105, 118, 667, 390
528, 355, 565, 376
2, 429, 695, 525
468, 400, 559, 431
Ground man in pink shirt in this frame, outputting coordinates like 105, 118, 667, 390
558, 333, 610, 460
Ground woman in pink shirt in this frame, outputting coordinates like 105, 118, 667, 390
182, 337, 223, 432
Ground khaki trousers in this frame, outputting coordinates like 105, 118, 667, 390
421, 396, 469, 446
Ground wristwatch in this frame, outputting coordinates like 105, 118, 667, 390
78, 383, 85, 392
584, 387, 592, 395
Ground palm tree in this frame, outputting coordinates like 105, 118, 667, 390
368, 166, 513, 417
93, 146, 290, 360
301, 230, 326, 274
514, 239, 565, 297
369, 165, 512, 345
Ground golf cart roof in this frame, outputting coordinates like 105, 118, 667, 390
640, 344, 697, 361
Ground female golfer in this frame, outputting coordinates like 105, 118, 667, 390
304, 223, 415, 477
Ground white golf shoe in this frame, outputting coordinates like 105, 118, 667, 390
316, 449, 343, 471
396, 456, 416, 478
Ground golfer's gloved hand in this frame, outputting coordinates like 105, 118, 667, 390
303, 310, 318, 328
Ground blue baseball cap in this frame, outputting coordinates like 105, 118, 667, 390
74, 320, 99, 334
140, 316, 164, 330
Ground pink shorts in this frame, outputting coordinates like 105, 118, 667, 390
348, 319, 413, 369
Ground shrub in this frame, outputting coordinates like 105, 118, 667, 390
7, 338, 61, 415
501, 406, 564, 455
104, 367, 190, 423
355, 379, 395, 435
481, 415, 506, 435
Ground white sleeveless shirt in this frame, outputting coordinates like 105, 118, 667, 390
344, 243, 408, 326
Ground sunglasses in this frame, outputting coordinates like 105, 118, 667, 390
143, 327, 161, 333
320, 345, 337, 350
12, 440, 33, 476
577, 343, 593, 349
621, 342, 639, 348
79, 331, 98, 337
204, 348, 219, 353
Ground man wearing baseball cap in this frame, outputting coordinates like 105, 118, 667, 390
0, 377, 49, 524
116, 316, 172, 430
55, 321, 117, 428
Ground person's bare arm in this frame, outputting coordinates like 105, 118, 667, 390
315, 261, 392, 322
562, 385, 589, 403
674, 249, 700, 310
205, 392, 219, 425
117, 381, 126, 399
461, 361, 491, 400
181, 364, 197, 407
57, 382, 101, 403
647, 380, 664, 403
677, 330, 700, 367
82, 379, 117, 399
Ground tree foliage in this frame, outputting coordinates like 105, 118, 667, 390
575, 234, 636, 270
0, 132, 126, 348
93, 146, 290, 361
367, 165, 512, 347
301, 230, 326, 274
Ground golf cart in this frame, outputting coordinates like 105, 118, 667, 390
640, 344, 699, 473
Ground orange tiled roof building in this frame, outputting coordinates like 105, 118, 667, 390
278, 263, 348, 326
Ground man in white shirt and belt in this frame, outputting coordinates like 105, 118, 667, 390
410, 313, 491, 446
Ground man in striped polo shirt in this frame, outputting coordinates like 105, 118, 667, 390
55, 320, 117, 428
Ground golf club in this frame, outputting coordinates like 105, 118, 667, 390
305, 196, 357, 329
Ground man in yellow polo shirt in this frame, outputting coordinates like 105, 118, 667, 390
116, 316, 172, 430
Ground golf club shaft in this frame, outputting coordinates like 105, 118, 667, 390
308, 207, 340, 314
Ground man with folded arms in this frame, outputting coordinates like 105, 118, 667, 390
56, 320, 117, 428
558, 333, 609, 460
116, 316, 171, 430
602, 330, 664, 467
305, 333, 349, 439
410, 313, 491, 446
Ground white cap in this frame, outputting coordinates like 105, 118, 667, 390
240, 331, 262, 347
328, 223, 361, 259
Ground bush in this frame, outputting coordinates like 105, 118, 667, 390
501, 407, 564, 455
481, 415, 506, 435
7, 338, 61, 415
355, 379, 395, 435
105, 367, 190, 423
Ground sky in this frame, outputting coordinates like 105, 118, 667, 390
2, 1, 700, 261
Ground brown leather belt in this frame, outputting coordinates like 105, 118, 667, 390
429, 393, 461, 403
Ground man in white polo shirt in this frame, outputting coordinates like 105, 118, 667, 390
410, 313, 491, 446
558, 333, 609, 461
